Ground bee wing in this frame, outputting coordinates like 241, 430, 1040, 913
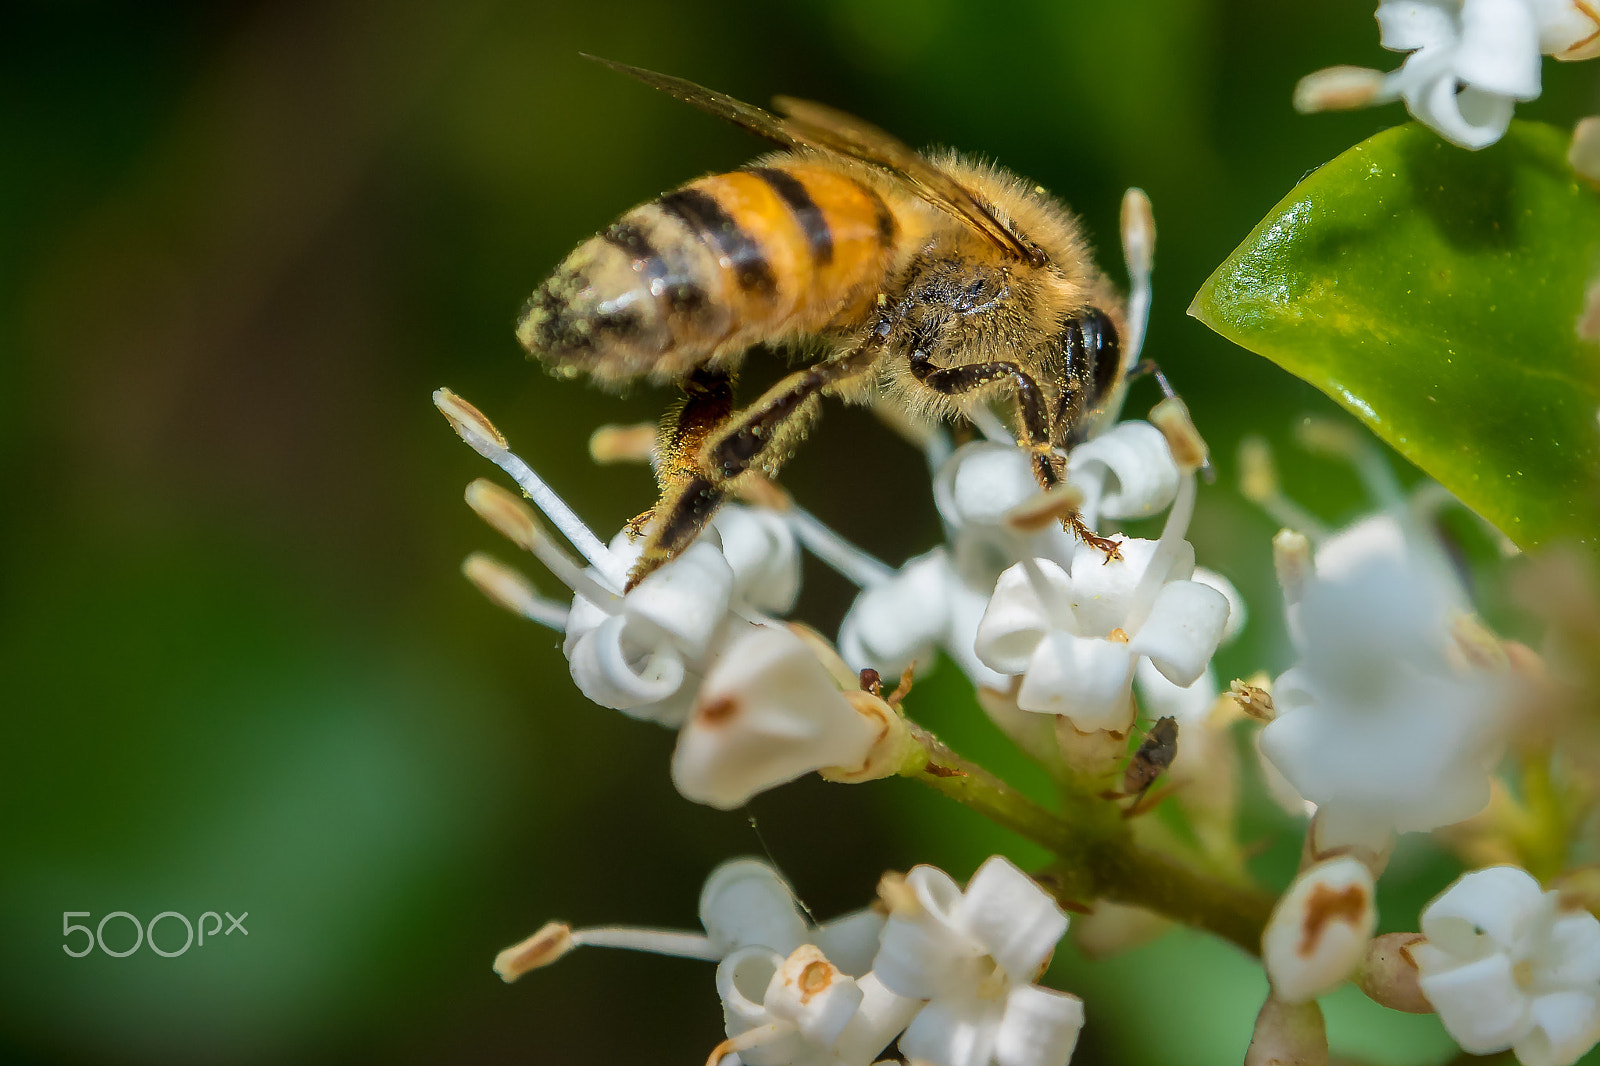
584, 55, 1043, 266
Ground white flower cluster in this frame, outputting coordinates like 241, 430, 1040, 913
1252, 445, 1510, 854
1295, 0, 1600, 149
495, 856, 1085, 1066
435, 389, 907, 811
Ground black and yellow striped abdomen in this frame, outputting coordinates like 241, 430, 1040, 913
517, 158, 900, 385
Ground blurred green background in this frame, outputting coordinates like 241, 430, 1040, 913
4, 1, 1596, 1063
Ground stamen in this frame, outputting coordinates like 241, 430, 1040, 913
1005, 483, 1086, 535
1273, 529, 1315, 606
1125, 471, 1197, 631
461, 552, 570, 630
568, 925, 721, 960
1120, 188, 1155, 362
589, 422, 657, 465
1149, 397, 1208, 473
1295, 418, 1407, 510
705, 1022, 794, 1066
464, 479, 623, 610
1238, 436, 1331, 540
434, 388, 620, 583
1292, 66, 1389, 113
968, 403, 1014, 444
494, 921, 576, 982
786, 506, 894, 588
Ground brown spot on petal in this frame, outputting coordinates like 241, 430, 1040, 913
798, 960, 832, 999
1299, 883, 1368, 957
696, 695, 740, 726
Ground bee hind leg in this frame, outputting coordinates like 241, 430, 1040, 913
625, 345, 879, 590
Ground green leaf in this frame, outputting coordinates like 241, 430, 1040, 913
1192, 121, 1600, 554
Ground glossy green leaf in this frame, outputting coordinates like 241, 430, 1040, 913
1193, 121, 1600, 553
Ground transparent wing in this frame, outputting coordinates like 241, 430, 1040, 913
583, 55, 1043, 265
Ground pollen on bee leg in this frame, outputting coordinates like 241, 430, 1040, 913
1292, 65, 1388, 113
588, 422, 657, 465
461, 552, 569, 630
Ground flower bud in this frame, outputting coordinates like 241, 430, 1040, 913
1245, 995, 1328, 1066
1355, 932, 1431, 1014
1262, 856, 1377, 1004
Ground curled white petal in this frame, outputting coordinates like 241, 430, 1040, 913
714, 504, 802, 613
1017, 632, 1137, 732
717, 947, 807, 1066
1418, 951, 1532, 1053
1420, 865, 1548, 957
873, 866, 987, 1001
974, 560, 1070, 676
1529, 0, 1600, 58
936, 441, 1047, 528
671, 625, 878, 809
1066, 420, 1179, 522
833, 972, 925, 1066
1126, 578, 1230, 687
1134, 660, 1218, 723
900, 996, 1002, 1066
700, 858, 808, 957
1378, 0, 1461, 52
564, 613, 690, 721
957, 856, 1070, 984
1261, 856, 1377, 1004
1065, 538, 1183, 638
1456, 0, 1543, 97
813, 907, 888, 979
614, 535, 734, 659
1192, 566, 1247, 644
994, 984, 1085, 1066
1516, 991, 1600, 1066
838, 550, 954, 676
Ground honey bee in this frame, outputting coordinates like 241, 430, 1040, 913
520, 57, 1138, 589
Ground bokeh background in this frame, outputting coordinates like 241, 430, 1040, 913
4, 1, 1596, 1063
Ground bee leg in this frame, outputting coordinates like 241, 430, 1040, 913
626, 347, 876, 590
908, 349, 1122, 560
622, 368, 735, 585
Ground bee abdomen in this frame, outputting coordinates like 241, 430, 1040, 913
517, 160, 898, 385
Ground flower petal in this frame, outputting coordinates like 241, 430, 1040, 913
566, 614, 690, 720
1066, 420, 1179, 523
994, 985, 1085, 1066
700, 858, 808, 957
1515, 991, 1600, 1066
714, 504, 802, 613
872, 866, 986, 1000
1531, 911, 1600, 990
763, 945, 865, 1048
1407, 73, 1517, 149
671, 625, 878, 809
1530, 0, 1600, 59
1017, 632, 1137, 732
899, 996, 1003, 1066
832, 972, 925, 1066
1456, 0, 1543, 98
1133, 660, 1217, 723
957, 856, 1070, 984
974, 560, 1070, 676
839, 550, 954, 676
1066, 538, 1188, 637
1127, 578, 1230, 687
1420, 865, 1549, 958
717, 947, 808, 1066
623, 537, 735, 658
1377, 0, 1461, 52
1416, 951, 1533, 1054
813, 907, 888, 979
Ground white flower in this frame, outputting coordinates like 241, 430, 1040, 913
1261, 857, 1379, 1004
716, 945, 922, 1066
971, 459, 1229, 733
671, 624, 897, 810
1295, 0, 1600, 149
1412, 866, 1600, 1066
439, 389, 894, 809
1259, 513, 1508, 852
494, 857, 886, 982
872, 856, 1084, 1066
839, 423, 1187, 700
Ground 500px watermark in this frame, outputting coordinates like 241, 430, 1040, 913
62, 911, 248, 958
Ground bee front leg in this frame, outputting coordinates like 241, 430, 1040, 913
908, 349, 1122, 561
626, 344, 878, 590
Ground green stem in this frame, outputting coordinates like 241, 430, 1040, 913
898, 719, 1274, 956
